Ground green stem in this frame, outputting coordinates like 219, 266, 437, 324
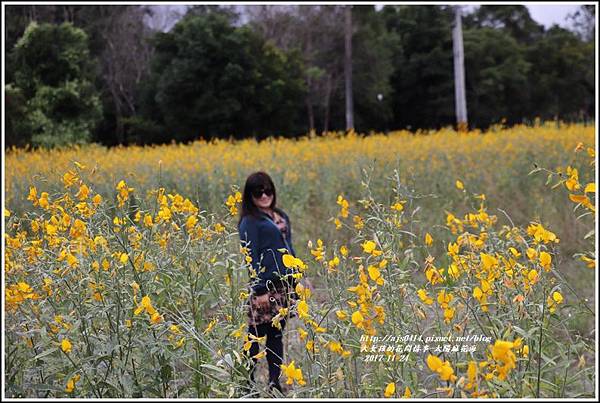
536, 287, 546, 398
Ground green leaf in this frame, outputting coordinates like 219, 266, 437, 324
200, 363, 229, 377
32, 347, 58, 361
222, 353, 234, 369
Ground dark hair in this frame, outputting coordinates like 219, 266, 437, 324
239, 171, 278, 225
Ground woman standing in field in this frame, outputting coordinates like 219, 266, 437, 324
238, 171, 300, 395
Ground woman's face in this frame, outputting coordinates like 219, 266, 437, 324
251, 186, 273, 209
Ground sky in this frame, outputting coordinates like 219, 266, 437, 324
525, 4, 582, 28
463, 3, 583, 28
147, 3, 588, 32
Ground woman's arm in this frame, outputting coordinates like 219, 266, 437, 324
239, 217, 268, 295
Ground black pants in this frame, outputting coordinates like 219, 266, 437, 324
245, 319, 286, 392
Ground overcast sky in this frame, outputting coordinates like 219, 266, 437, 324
463, 3, 583, 28
525, 4, 582, 28
148, 3, 587, 32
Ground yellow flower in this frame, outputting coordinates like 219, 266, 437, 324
539, 251, 552, 271
384, 382, 395, 398
353, 215, 364, 229
75, 184, 90, 200
455, 180, 464, 190
92, 193, 102, 206
203, 318, 217, 334
403, 386, 411, 398
39, 192, 50, 209
283, 254, 307, 270
280, 360, 307, 386
340, 245, 349, 257
150, 312, 163, 324
305, 340, 319, 353
351, 311, 364, 326
447, 242, 459, 256
564, 166, 580, 191
527, 269, 539, 284
362, 240, 376, 254
65, 374, 81, 393
436, 289, 453, 309
547, 291, 564, 313
368, 265, 384, 285
584, 182, 595, 193
443, 307, 455, 323
417, 289, 433, 305
336, 310, 348, 320
480, 253, 498, 270
295, 283, 311, 299
466, 361, 477, 389
328, 256, 340, 271
490, 341, 518, 381
27, 186, 38, 206
63, 171, 78, 188
297, 300, 309, 319
253, 351, 266, 360
391, 201, 405, 211
61, 339, 72, 353
425, 232, 433, 246
426, 354, 457, 382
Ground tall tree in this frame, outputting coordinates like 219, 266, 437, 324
344, 5, 354, 130
525, 26, 594, 121
246, 5, 346, 133
9, 22, 102, 147
462, 27, 531, 127
350, 6, 399, 132
94, 6, 154, 143
141, 10, 306, 141
470, 5, 544, 45
4, 5, 155, 146
383, 5, 455, 130
566, 5, 595, 43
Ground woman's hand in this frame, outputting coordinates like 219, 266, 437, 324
253, 293, 271, 310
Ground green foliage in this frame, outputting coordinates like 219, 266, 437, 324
5, 84, 31, 148
142, 11, 307, 141
383, 5, 455, 130
463, 27, 531, 127
3, 4, 596, 146
120, 116, 165, 145
351, 6, 401, 132
8, 21, 102, 148
525, 26, 595, 121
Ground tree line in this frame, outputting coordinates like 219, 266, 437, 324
4, 4, 595, 148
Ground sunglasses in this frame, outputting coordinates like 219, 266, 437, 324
251, 187, 274, 198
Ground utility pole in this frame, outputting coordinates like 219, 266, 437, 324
452, 6, 468, 131
344, 5, 354, 130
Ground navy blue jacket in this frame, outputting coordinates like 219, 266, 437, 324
238, 208, 297, 295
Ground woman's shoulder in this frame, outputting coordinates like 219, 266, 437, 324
273, 207, 290, 220
239, 213, 266, 229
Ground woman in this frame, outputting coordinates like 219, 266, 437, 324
238, 171, 298, 394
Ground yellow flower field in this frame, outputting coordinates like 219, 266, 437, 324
3, 121, 596, 397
